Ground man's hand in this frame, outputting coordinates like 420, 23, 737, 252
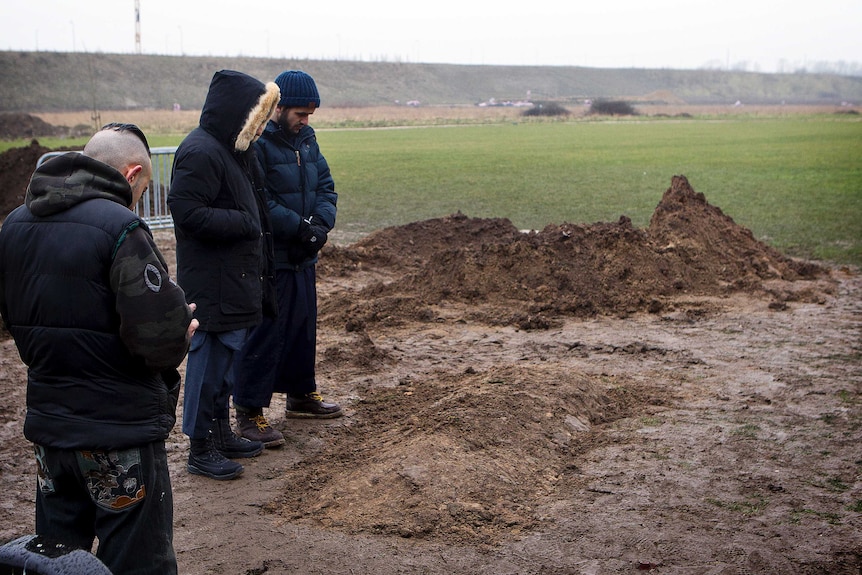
187, 303, 199, 339
299, 216, 328, 253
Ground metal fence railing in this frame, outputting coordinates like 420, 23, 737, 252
36, 146, 178, 230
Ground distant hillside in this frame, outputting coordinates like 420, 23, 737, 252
1, 51, 861, 112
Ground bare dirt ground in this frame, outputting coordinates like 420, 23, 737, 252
0, 140, 860, 573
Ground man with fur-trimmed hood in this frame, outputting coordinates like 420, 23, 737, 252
168, 70, 279, 480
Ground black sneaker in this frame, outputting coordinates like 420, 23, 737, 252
211, 418, 264, 458
285, 392, 343, 419
188, 437, 244, 480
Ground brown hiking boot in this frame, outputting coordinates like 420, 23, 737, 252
285, 392, 343, 419
236, 410, 285, 448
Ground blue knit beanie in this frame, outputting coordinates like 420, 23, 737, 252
274, 70, 321, 108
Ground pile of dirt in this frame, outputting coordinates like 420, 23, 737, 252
0, 141, 91, 221
267, 363, 661, 544
318, 175, 829, 332
0, 113, 70, 140
268, 176, 838, 548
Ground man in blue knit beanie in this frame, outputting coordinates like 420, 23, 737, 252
232, 70, 342, 448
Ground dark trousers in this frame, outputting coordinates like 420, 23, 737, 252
182, 328, 248, 438
233, 266, 317, 408
34, 441, 177, 575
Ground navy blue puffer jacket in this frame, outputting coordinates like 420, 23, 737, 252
254, 121, 337, 270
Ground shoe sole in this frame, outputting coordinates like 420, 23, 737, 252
238, 433, 285, 448
218, 446, 264, 458
262, 438, 286, 448
285, 410, 344, 419
187, 464, 244, 480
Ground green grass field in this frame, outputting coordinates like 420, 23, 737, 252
5, 115, 861, 266
319, 117, 861, 266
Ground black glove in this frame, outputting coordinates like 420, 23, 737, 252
298, 215, 328, 254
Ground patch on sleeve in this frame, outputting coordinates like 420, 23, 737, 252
144, 263, 163, 292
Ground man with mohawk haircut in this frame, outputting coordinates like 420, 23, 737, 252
0, 122, 196, 575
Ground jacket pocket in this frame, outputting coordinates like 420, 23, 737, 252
219, 265, 262, 315
77, 448, 146, 511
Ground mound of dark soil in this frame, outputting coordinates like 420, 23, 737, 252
0, 141, 53, 219
318, 176, 829, 330
0, 141, 88, 222
0, 113, 68, 140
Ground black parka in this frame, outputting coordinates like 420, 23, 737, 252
168, 70, 279, 331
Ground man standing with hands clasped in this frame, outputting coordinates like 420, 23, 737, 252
233, 70, 342, 448
0, 123, 197, 575
168, 69, 280, 480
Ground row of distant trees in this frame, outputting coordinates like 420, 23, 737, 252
701, 59, 862, 76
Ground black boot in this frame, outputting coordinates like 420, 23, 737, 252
188, 436, 244, 480
211, 417, 263, 459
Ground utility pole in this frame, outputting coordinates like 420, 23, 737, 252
135, 0, 142, 54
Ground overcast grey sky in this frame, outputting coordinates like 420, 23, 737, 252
1, 0, 860, 72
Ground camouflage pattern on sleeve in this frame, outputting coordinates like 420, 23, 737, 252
110, 222, 193, 371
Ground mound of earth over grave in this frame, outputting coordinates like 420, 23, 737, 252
318, 175, 829, 331
271, 176, 836, 547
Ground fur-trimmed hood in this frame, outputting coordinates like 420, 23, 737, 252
198, 70, 280, 152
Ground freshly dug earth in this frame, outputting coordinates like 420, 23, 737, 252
0, 113, 71, 140
0, 142, 859, 574
0, 140, 55, 220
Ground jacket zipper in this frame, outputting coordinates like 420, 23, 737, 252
295, 148, 307, 216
